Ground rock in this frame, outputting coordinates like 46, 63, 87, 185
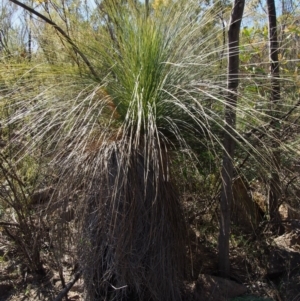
68, 293, 81, 300
232, 177, 264, 232
279, 203, 300, 221
274, 232, 300, 251
192, 274, 247, 301
70, 283, 84, 293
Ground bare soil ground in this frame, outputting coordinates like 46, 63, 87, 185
1, 198, 300, 301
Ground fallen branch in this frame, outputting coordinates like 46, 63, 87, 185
0, 221, 20, 227
53, 271, 81, 301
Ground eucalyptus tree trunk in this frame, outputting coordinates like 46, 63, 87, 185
266, 0, 282, 226
219, 0, 245, 278
28, 12, 32, 61
145, 0, 149, 18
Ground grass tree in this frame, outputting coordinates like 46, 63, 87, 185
60, 4, 225, 300
2, 0, 229, 300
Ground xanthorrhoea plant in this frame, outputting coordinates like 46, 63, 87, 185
45, 3, 230, 300
0, 3, 249, 300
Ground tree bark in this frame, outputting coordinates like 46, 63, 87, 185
219, 0, 245, 278
28, 12, 32, 61
266, 0, 282, 226
53, 272, 81, 301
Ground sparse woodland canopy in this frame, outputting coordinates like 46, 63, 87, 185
0, 0, 300, 300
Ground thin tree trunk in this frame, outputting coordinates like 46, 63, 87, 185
145, 0, 149, 17
28, 12, 32, 61
266, 0, 282, 226
219, 0, 244, 278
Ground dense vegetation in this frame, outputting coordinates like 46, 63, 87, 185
0, 0, 300, 300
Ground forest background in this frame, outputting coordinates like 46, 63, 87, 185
0, 0, 300, 300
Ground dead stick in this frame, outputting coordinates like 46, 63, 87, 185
0, 222, 20, 227
53, 272, 81, 301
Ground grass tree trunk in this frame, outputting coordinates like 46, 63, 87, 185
77, 141, 186, 301
219, 0, 245, 278
267, 0, 282, 227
